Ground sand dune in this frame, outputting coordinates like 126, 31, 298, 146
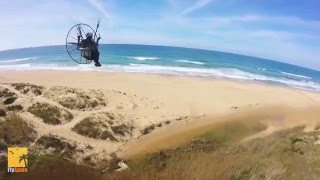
121, 105, 320, 158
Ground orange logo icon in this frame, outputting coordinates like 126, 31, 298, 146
7, 147, 28, 173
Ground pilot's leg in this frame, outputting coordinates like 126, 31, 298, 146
93, 51, 101, 67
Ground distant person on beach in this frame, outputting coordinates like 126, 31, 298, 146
81, 32, 101, 67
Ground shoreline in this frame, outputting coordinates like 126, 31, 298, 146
0, 69, 319, 94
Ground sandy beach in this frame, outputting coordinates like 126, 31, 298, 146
1, 70, 320, 179
0, 71, 320, 151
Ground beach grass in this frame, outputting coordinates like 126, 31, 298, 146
198, 119, 267, 144
3, 153, 103, 180
27, 102, 73, 125
3, 119, 320, 180
0, 113, 37, 146
105, 123, 320, 180
72, 117, 102, 138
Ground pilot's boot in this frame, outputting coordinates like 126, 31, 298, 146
94, 60, 101, 67
93, 51, 101, 67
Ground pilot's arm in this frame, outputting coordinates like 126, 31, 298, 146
77, 35, 81, 48
95, 36, 101, 48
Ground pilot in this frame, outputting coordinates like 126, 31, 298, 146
82, 32, 101, 67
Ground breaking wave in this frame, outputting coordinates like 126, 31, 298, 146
177, 60, 205, 65
128, 56, 159, 61
257, 68, 267, 71
281, 71, 311, 80
0, 57, 39, 64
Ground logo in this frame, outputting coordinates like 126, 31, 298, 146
7, 147, 28, 173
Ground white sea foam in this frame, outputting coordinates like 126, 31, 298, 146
257, 68, 267, 71
177, 60, 205, 65
281, 71, 311, 80
0, 63, 95, 71
0, 63, 319, 91
108, 64, 320, 91
129, 56, 159, 61
0, 57, 39, 64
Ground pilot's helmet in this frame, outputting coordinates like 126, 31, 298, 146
86, 33, 93, 38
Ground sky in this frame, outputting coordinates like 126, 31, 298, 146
0, 0, 320, 70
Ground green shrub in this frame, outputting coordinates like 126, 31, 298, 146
0, 113, 37, 146
28, 102, 73, 125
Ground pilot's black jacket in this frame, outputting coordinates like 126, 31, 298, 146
81, 37, 99, 62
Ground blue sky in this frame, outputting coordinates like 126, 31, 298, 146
1, 0, 320, 70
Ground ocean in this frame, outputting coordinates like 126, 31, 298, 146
0, 44, 319, 92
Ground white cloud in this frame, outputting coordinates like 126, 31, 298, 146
205, 14, 262, 24
161, 13, 320, 41
87, 0, 112, 23
203, 14, 320, 30
181, 0, 214, 15
247, 30, 319, 40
